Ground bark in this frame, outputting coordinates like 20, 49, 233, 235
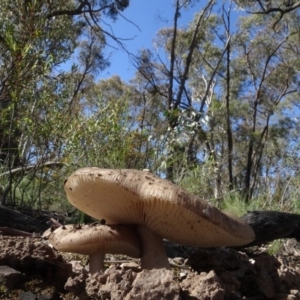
224, 5, 233, 190
0, 205, 48, 233
241, 210, 300, 247
0, 227, 33, 237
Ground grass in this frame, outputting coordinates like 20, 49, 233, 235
267, 239, 284, 255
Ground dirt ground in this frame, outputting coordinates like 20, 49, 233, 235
0, 234, 300, 300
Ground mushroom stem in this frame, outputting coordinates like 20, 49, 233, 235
89, 252, 105, 274
137, 225, 170, 270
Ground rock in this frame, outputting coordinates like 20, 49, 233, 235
277, 294, 299, 300
65, 269, 88, 294
19, 291, 55, 300
126, 268, 181, 300
290, 290, 300, 297
104, 264, 119, 275
277, 255, 300, 292
253, 254, 281, 298
186, 247, 253, 272
0, 236, 73, 290
173, 257, 185, 265
0, 233, 300, 299
120, 261, 141, 272
181, 270, 225, 300
19, 291, 37, 300
0, 265, 24, 289
37, 294, 56, 300
218, 270, 241, 299
69, 260, 85, 273
179, 272, 187, 280
86, 267, 137, 299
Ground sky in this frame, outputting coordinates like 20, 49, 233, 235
101, 0, 200, 82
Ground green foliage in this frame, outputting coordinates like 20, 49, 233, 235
1, 0, 300, 218
267, 239, 284, 255
0, 0, 131, 210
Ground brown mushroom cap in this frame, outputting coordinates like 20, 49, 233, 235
64, 168, 255, 247
48, 223, 141, 256
48, 223, 141, 273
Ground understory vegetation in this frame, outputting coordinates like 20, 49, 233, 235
1, 0, 300, 216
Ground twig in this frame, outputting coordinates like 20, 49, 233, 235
49, 218, 63, 228
0, 161, 66, 177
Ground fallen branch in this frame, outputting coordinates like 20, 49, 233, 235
241, 210, 300, 247
0, 227, 33, 237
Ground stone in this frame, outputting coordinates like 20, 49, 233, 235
69, 260, 85, 273
0, 236, 73, 291
126, 268, 181, 300
277, 294, 298, 300
173, 257, 185, 265
0, 265, 24, 289
290, 290, 300, 296
181, 270, 225, 300
86, 268, 137, 299
65, 269, 88, 295
19, 291, 37, 300
187, 247, 253, 273
120, 261, 141, 272
253, 254, 281, 298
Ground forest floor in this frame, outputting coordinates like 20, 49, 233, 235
0, 209, 300, 299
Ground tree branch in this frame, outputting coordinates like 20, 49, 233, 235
47, 1, 112, 19
244, 1, 300, 28
0, 161, 67, 177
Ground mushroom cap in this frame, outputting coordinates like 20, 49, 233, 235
64, 168, 255, 247
48, 224, 141, 258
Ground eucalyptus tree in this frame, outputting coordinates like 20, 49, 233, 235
234, 16, 299, 201
134, 0, 217, 182
133, 0, 300, 204
184, 6, 300, 202
235, 0, 300, 28
70, 74, 168, 171
64, 75, 142, 169
0, 0, 129, 207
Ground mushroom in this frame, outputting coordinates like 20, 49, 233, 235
64, 168, 255, 269
47, 223, 141, 274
